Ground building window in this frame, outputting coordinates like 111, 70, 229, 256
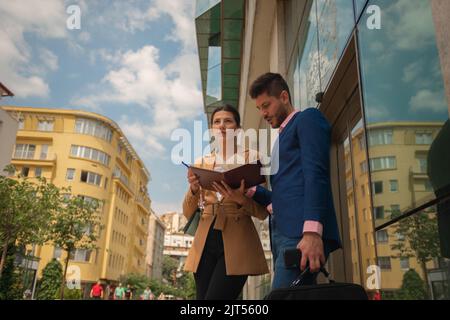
40, 144, 49, 160
70, 145, 111, 166
69, 249, 91, 262
416, 155, 428, 174
368, 129, 393, 146
361, 185, 366, 198
372, 181, 383, 195
104, 177, 108, 190
390, 180, 399, 192
80, 171, 102, 186
18, 118, 25, 130
378, 257, 392, 270
14, 144, 36, 159
400, 257, 410, 270
370, 157, 396, 172
363, 208, 367, 221
415, 132, 433, 145
360, 161, 368, 174
53, 247, 62, 260
424, 180, 433, 192
66, 168, 75, 181
21, 167, 30, 177
376, 230, 389, 244
38, 120, 54, 132
74, 118, 112, 142
35, 167, 42, 178
374, 206, 385, 220
391, 205, 401, 217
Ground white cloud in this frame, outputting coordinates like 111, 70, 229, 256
387, 0, 435, 51
0, 0, 67, 98
72, 45, 203, 159
410, 89, 448, 113
39, 48, 59, 72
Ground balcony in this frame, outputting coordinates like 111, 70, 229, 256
136, 195, 151, 213
12, 152, 57, 166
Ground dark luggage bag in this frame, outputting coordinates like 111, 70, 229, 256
265, 267, 368, 300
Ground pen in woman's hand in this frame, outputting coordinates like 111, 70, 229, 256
182, 161, 190, 169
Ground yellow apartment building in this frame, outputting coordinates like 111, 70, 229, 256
2, 106, 153, 294
347, 121, 443, 294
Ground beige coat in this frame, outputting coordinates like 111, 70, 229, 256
182, 150, 270, 276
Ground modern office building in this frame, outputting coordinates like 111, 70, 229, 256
1, 106, 154, 297
195, 0, 450, 299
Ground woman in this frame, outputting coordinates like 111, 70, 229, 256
183, 105, 269, 300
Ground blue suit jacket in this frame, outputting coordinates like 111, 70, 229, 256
254, 108, 341, 253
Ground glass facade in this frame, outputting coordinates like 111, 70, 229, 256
285, 0, 450, 299
196, 0, 245, 119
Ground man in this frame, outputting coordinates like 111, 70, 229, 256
90, 281, 104, 300
248, 73, 341, 289
114, 283, 125, 300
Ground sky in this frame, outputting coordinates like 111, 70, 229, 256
0, 0, 209, 215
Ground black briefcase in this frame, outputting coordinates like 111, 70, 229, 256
265, 267, 368, 300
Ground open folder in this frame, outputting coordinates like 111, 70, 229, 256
188, 161, 266, 191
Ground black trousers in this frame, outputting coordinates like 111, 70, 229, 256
194, 223, 247, 300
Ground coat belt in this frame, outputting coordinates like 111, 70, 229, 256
203, 203, 241, 231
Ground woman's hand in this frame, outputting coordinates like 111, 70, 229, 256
212, 180, 247, 206
188, 168, 200, 194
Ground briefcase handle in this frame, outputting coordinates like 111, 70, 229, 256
291, 266, 335, 287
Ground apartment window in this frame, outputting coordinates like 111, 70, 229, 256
35, 167, 42, 178
391, 205, 401, 217
358, 136, 366, 151
368, 129, 393, 146
390, 180, 399, 192
66, 168, 75, 181
365, 233, 369, 246
18, 118, 25, 130
372, 181, 383, 195
53, 247, 62, 260
424, 180, 433, 192
21, 167, 30, 177
363, 208, 367, 221
14, 144, 36, 159
69, 249, 91, 262
370, 157, 396, 171
374, 206, 385, 220
360, 161, 368, 174
74, 118, 112, 142
377, 257, 392, 270
80, 170, 102, 186
417, 155, 428, 174
38, 120, 54, 132
70, 145, 111, 166
40, 144, 49, 160
361, 185, 366, 198
376, 230, 389, 244
415, 132, 433, 145
126, 154, 132, 166
400, 257, 410, 270
104, 177, 108, 190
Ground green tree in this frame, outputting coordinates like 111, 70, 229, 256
391, 211, 440, 298
0, 167, 60, 279
45, 194, 102, 300
119, 273, 150, 299
0, 245, 24, 300
37, 259, 63, 300
395, 269, 428, 300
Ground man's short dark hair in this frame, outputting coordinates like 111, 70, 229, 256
249, 73, 292, 104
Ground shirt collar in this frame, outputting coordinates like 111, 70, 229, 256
279, 110, 300, 133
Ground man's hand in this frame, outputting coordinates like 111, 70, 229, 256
297, 232, 325, 273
